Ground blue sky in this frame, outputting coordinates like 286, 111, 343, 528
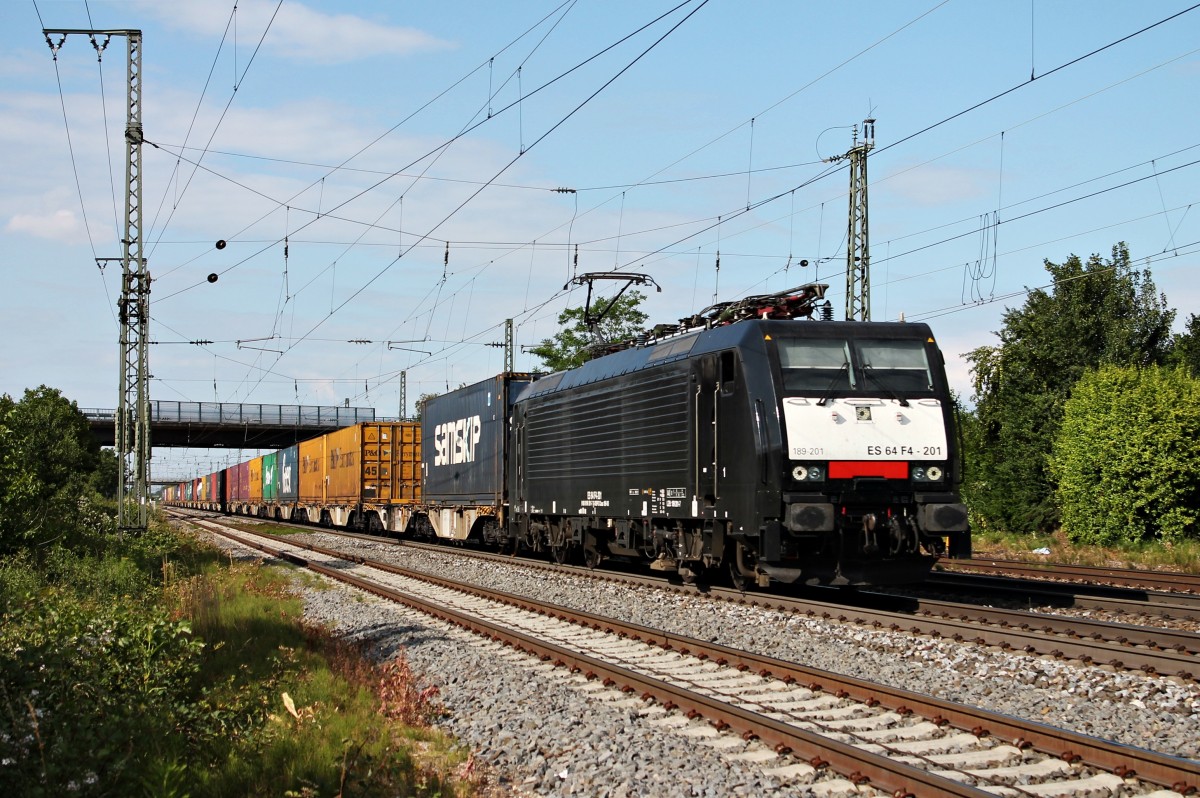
3, 1, 1198, 477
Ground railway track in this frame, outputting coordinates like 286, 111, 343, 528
941, 558, 1200, 596
176, 511, 1200, 798
201, 513, 1200, 682
917, 572, 1200, 624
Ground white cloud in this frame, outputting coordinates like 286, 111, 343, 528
6, 208, 87, 242
880, 162, 989, 208
132, 0, 452, 64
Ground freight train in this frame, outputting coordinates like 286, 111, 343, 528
164, 283, 970, 586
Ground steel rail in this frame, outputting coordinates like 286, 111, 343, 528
869, 593, 1200, 657
184, 514, 1200, 796
193, 518, 994, 798
943, 558, 1200, 594
922, 572, 1200, 621
209, 515, 1200, 679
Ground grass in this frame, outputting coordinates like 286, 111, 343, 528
970, 527, 1200, 573
163, 552, 480, 798
221, 519, 308, 537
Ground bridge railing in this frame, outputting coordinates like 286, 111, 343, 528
82, 402, 377, 426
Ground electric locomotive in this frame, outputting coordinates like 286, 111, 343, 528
506, 283, 969, 587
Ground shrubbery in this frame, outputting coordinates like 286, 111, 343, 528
962, 244, 1176, 535
0, 594, 203, 794
0, 385, 472, 796
1050, 365, 1200, 545
0, 386, 118, 556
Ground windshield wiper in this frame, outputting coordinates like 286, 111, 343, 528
862, 364, 910, 407
815, 362, 850, 407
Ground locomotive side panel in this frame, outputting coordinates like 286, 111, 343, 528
690, 340, 784, 540
521, 363, 693, 519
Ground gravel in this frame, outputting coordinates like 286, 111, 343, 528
202, 524, 1200, 795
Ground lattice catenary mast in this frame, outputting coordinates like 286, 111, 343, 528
44, 28, 150, 531
827, 119, 875, 321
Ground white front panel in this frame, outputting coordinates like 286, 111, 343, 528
782, 397, 948, 461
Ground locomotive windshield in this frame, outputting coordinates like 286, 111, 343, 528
777, 338, 933, 395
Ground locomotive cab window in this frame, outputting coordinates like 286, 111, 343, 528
854, 340, 934, 394
719, 350, 738, 394
778, 339, 855, 392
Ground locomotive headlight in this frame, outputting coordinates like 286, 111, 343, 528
792, 464, 824, 482
911, 464, 945, 482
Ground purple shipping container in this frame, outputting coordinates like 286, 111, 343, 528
230, 461, 250, 502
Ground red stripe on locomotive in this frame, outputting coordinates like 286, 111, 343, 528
828, 461, 908, 479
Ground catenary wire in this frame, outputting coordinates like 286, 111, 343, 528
150, 4, 1200, 405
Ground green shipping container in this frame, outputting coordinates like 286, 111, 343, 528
262, 451, 279, 501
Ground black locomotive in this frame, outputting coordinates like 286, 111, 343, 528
422, 284, 969, 587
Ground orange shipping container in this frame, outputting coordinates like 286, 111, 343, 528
319, 422, 423, 505
298, 435, 327, 504
248, 455, 264, 503
395, 423, 422, 503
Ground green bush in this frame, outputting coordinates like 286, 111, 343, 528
0, 592, 204, 795
1050, 364, 1200, 545
0, 387, 110, 556
963, 245, 1175, 534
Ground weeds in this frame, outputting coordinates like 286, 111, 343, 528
377, 654, 444, 727
1, 516, 480, 797
971, 527, 1200, 572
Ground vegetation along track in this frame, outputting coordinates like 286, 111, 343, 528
203, 511, 1200, 682
176, 511, 1200, 797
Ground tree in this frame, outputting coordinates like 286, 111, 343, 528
413, 391, 440, 423
1050, 365, 1200, 544
0, 386, 107, 554
88, 447, 121, 501
962, 243, 1174, 534
528, 290, 649, 372
1169, 313, 1200, 376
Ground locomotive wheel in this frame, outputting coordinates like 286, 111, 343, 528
727, 558, 747, 591
551, 542, 572, 565
582, 530, 603, 569
727, 541, 754, 591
